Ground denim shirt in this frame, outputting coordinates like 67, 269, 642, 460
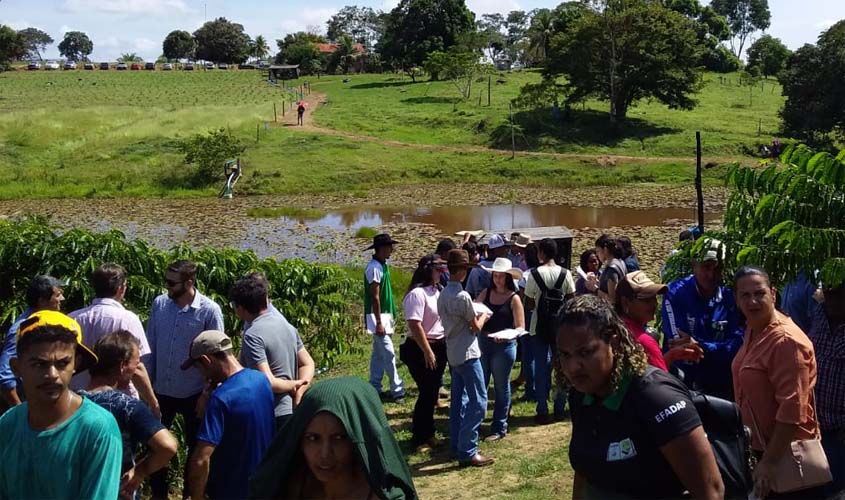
0, 309, 33, 392
146, 291, 224, 398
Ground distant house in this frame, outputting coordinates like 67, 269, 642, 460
315, 42, 366, 73
495, 56, 512, 71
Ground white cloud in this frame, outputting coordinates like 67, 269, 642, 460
58, 24, 74, 36
62, 0, 191, 17
3, 20, 33, 31
132, 37, 157, 51
814, 19, 836, 29
278, 8, 336, 35
467, 0, 522, 16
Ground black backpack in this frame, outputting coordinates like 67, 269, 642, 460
531, 267, 569, 343
690, 391, 754, 499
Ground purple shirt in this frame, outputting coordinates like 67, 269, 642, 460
69, 298, 150, 398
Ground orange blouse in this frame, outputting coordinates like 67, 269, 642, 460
731, 312, 819, 451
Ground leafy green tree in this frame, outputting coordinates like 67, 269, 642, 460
180, 128, 246, 186
0, 25, 26, 71
333, 35, 359, 74
505, 10, 529, 62
250, 35, 270, 61
477, 13, 506, 62
326, 6, 384, 48
722, 144, 845, 288
58, 31, 93, 62
193, 18, 251, 64
526, 9, 554, 65
746, 34, 790, 78
379, 0, 475, 80
162, 30, 196, 61
275, 32, 327, 73
710, 0, 771, 57
702, 43, 742, 72
546, 1, 703, 124
17, 27, 53, 61
780, 20, 845, 145
118, 52, 143, 63
424, 48, 489, 99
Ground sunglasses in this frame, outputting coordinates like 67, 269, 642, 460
165, 279, 184, 287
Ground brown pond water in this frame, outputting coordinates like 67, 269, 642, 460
0, 198, 721, 266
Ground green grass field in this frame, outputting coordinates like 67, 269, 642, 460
0, 69, 774, 199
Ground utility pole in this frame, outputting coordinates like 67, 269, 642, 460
695, 131, 704, 235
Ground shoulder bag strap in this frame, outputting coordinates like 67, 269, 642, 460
552, 268, 567, 290
531, 268, 548, 294
745, 402, 769, 452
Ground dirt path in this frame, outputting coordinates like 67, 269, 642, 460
277, 87, 742, 166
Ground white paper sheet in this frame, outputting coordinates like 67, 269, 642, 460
487, 328, 528, 341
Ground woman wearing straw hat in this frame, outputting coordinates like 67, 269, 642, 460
477, 257, 525, 441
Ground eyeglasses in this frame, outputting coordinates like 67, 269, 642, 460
164, 279, 184, 287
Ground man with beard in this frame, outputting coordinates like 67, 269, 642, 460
0, 311, 122, 498
146, 260, 224, 499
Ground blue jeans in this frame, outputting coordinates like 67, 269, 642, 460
449, 358, 487, 461
479, 336, 517, 435
532, 334, 566, 416
369, 334, 404, 396
520, 327, 536, 401
822, 428, 845, 496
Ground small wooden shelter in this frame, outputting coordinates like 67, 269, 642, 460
268, 65, 300, 82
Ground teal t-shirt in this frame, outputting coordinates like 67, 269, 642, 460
0, 396, 123, 499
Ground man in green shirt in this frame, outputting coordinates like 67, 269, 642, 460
364, 233, 405, 402
0, 310, 122, 499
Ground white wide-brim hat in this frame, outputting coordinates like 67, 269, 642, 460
482, 257, 523, 280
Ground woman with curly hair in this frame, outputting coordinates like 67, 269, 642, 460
557, 295, 724, 500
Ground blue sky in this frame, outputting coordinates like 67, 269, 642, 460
2, 0, 843, 61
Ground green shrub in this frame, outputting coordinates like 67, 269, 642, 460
0, 216, 360, 369
179, 128, 246, 186
354, 226, 379, 239
246, 206, 325, 219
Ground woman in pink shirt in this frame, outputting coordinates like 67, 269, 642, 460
399, 254, 449, 451
615, 271, 703, 370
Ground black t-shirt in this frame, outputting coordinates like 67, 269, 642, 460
568, 367, 701, 499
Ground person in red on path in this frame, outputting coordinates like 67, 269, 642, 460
615, 271, 704, 370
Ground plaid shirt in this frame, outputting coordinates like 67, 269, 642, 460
807, 306, 845, 431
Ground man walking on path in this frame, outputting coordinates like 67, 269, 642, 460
297, 102, 306, 126
183, 330, 275, 500
70, 263, 159, 416
230, 273, 315, 430
364, 233, 405, 402
0, 311, 122, 499
146, 260, 224, 499
0, 275, 65, 409
81, 331, 178, 499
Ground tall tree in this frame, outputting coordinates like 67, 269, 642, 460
746, 34, 790, 77
17, 28, 53, 61
58, 31, 93, 62
505, 10, 529, 62
326, 6, 383, 48
251, 35, 270, 61
275, 32, 326, 73
0, 25, 27, 71
526, 9, 554, 64
710, 0, 771, 58
162, 30, 196, 61
780, 21, 845, 145
193, 18, 251, 64
476, 13, 506, 61
379, 0, 475, 80
546, 1, 703, 124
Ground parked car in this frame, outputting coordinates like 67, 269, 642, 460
183, 63, 194, 70
27, 61, 41, 70
63, 61, 77, 70
129, 63, 142, 70
238, 63, 256, 70
218, 63, 229, 70
84, 62, 95, 70
204, 62, 214, 70
162, 63, 173, 71
258, 60, 270, 69
100, 62, 110, 70
145, 62, 156, 70
44, 60, 60, 70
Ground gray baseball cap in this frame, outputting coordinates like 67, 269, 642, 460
181, 330, 233, 370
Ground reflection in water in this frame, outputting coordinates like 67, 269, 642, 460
308, 204, 721, 234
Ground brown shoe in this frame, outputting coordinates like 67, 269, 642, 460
459, 453, 496, 467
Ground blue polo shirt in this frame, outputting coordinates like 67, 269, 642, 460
0, 309, 32, 393
660, 275, 744, 399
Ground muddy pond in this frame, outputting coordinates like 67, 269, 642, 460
0, 196, 721, 270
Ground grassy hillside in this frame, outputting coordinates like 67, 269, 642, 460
0, 69, 773, 199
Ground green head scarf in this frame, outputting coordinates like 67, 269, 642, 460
249, 377, 417, 500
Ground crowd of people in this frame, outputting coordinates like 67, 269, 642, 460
0, 227, 842, 500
